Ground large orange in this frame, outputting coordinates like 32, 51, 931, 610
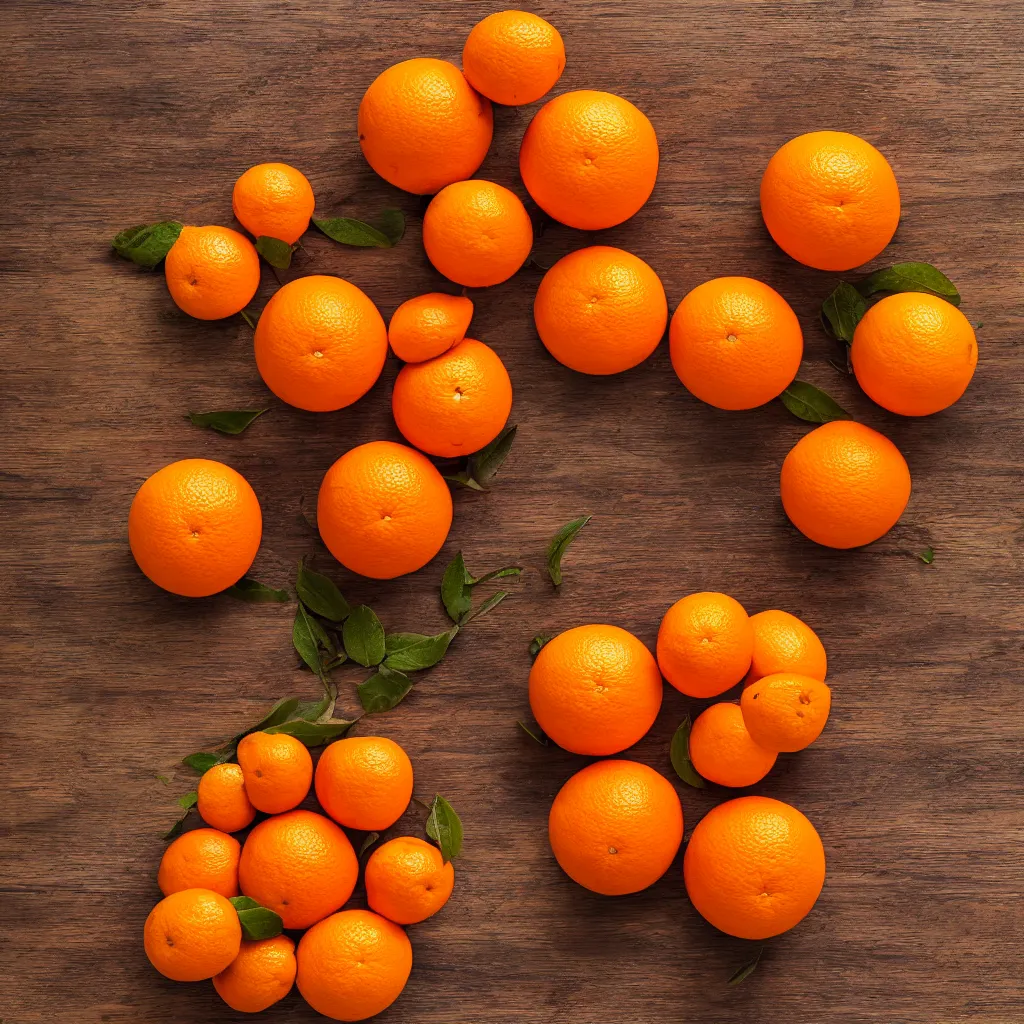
358, 58, 493, 195
746, 609, 827, 686
128, 459, 262, 598
760, 131, 900, 271
157, 827, 240, 898
213, 935, 297, 1013
740, 672, 832, 753
232, 162, 315, 245
528, 624, 663, 756
236, 730, 313, 814
520, 90, 659, 230
317, 441, 452, 579
669, 277, 803, 410
684, 796, 826, 939
365, 836, 455, 925
143, 888, 241, 982
315, 736, 414, 831
534, 246, 667, 375
254, 275, 387, 413
389, 292, 473, 363
780, 420, 911, 548
548, 760, 683, 896
688, 702, 777, 788
164, 225, 260, 320
197, 762, 256, 833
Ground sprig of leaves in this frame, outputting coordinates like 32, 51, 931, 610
547, 515, 591, 586
444, 425, 517, 491
779, 381, 852, 424
230, 897, 284, 941
670, 716, 706, 789
441, 552, 522, 623
425, 794, 463, 863
112, 221, 183, 267
187, 409, 268, 436
313, 209, 405, 249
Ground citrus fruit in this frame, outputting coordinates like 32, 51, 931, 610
236, 730, 313, 814
422, 179, 533, 287
534, 246, 667, 375
297, 909, 413, 1022
365, 836, 455, 925
520, 90, 659, 230
315, 736, 414, 831
358, 58, 492, 194
317, 440, 453, 579
143, 888, 241, 982
238, 809, 358, 930
197, 762, 256, 833
128, 459, 262, 598
164, 225, 260, 320
462, 10, 565, 106
389, 292, 473, 363
548, 760, 683, 896
683, 796, 826, 939
760, 130, 900, 271
669, 276, 803, 410
740, 672, 833, 752
157, 827, 241, 898
851, 291, 978, 416
688, 702, 777, 788
528, 624, 663, 756
746, 609, 827, 686
780, 420, 911, 548
213, 934, 297, 1013
391, 338, 513, 457
254, 275, 387, 413
657, 592, 753, 698
232, 162, 315, 245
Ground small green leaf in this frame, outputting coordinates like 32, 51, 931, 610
917, 547, 935, 564
460, 591, 508, 626
447, 425, 518, 490
375, 208, 406, 246
155, 774, 171, 785
529, 634, 554, 659
359, 831, 381, 857
313, 209, 405, 249
358, 665, 413, 713
225, 576, 289, 602
820, 281, 867, 343
425, 794, 463, 863
780, 381, 852, 424
343, 605, 386, 667
294, 693, 334, 722
470, 566, 522, 586
112, 220, 183, 268
547, 515, 592, 586
240, 309, 258, 329
229, 896, 284, 941
163, 790, 199, 840
187, 409, 268, 436
324, 653, 348, 670
181, 751, 225, 775
296, 560, 350, 622
857, 262, 961, 306
177, 790, 199, 810
248, 697, 302, 734
670, 717, 706, 789
441, 552, 473, 622
264, 717, 357, 746
383, 627, 458, 672
517, 720, 548, 745
255, 235, 294, 270
293, 604, 332, 679
728, 947, 764, 986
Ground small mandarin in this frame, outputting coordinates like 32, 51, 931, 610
236, 730, 313, 814
740, 672, 833, 753
746, 609, 827, 686
197, 762, 256, 833
157, 827, 240, 898
232, 162, 315, 245
164, 225, 260, 320
365, 836, 455, 925
688, 702, 777, 788
315, 736, 414, 831
213, 935, 297, 1014
389, 292, 473, 363
143, 888, 241, 982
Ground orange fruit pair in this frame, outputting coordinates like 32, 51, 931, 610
214, 934, 297, 1013
232, 162, 315, 245
365, 836, 455, 924
315, 735, 414, 831
389, 292, 473, 363
164, 225, 260, 320
144, 887, 242, 982
688, 702, 777, 788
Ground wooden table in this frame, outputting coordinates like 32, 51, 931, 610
4, 1, 1022, 1021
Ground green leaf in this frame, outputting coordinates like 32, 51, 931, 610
446, 425, 518, 490
375, 208, 406, 246
163, 790, 199, 840
229, 896, 284, 941
249, 697, 302, 734
343, 605, 386, 667
255, 235, 293, 270
917, 547, 935, 565
187, 409, 268, 436
181, 752, 224, 775
546, 515, 592, 586
177, 790, 199, 810
727, 947, 764, 986
359, 831, 381, 857
324, 653, 348, 670
313, 209, 405, 249
293, 604, 332, 679
471, 565, 523, 586
529, 634, 553, 659
358, 665, 413, 713
820, 281, 867, 343
425, 794, 463, 863
155, 774, 171, 785
112, 220, 183, 268
264, 716, 357, 746
441, 552, 473, 622
517, 720, 548, 746
460, 590, 508, 626
240, 309, 258, 330
670, 717, 706, 789
383, 627, 458, 672
225, 576, 289, 602
295, 561, 350, 622
857, 262, 961, 306
780, 381, 852, 424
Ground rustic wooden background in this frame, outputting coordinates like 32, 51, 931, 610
3, 1, 1023, 1021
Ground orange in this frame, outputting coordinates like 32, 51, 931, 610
746, 609, 827, 686
317, 441, 452, 579
657, 592, 753, 698
780, 420, 911, 549
365, 836, 455, 925
422, 180, 533, 288
197, 762, 256, 833
315, 736, 414, 831
851, 292, 978, 416
157, 828, 240, 899
520, 90, 659, 230
254, 275, 388, 413
548, 760, 683, 896
688, 702, 777, 788
143, 888, 241, 982
164, 225, 260, 320
741, 672, 833, 753
528, 624, 663, 756
238, 809, 358, 930
236, 730, 313, 814
462, 10, 565, 106
669, 276, 803, 410
129, 459, 262, 598
392, 338, 513, 457
389, 292, 473, 363
358, 58, 492, 195
213, 935, 297, 1013
760, 130, 900, 272
534, 246, 667, 375
683, 796, 826, 939
232, 162, 315, 245
297, 909, 413, 1022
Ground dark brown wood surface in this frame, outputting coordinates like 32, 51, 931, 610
3, 1, 1023, 1021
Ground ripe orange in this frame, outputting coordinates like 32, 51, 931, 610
534, 246, 667, 375
213, 935, 297, 1013
528, 624, 663, 756
669, 276, 803, 410
684, 796, 826, 939
197, 763, 256, 833
391, 338, 513, 457
358, 58, 493, 195
740, 672, 833, 753
238, 809, 358, 930
143, 888, 241, 982
688, 702, 777, 788
254, 275, 388, 413
520, 90, 659, 230
462, 10, 565, 106
236, 730, 313, 814
389, 292, 473, 363
129, 459, 262, 598
365, 836, 455, 925
422, 179, 533, 288
157, 827, 240, 899
760, 131, 900, 272
851, 292, 978, 416
297, 909, 413, 1022
657, 592, 753, 698
780, 420, 911, 548
317, 441, 453, 579
315, 736, 414, 831
164, 225, 260, 320
232, 162, 315, 245
746, 609, 827, 686
548, 760, 683, 896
